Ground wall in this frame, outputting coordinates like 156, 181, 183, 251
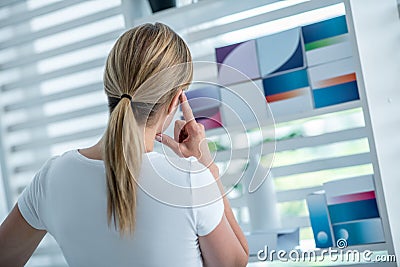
348, 0, 400, 260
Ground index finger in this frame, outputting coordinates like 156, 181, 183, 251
180, 91, 195, 122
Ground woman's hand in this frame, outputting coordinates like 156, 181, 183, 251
156, 92, 214, 167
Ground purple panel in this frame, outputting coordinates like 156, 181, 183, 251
216, 42, 243, 71
198, 111, 223, 130
183, 86, 223, 130
216, 40, 260, 86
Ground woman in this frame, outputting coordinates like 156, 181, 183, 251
0, 23, 249, 267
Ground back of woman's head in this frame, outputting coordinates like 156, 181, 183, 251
103, 23, 193, 235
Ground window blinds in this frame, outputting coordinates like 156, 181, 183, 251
0, 1, 124, 266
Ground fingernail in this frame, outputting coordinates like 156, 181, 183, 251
155, 134, 162, 142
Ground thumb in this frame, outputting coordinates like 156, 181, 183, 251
156, 134, 183, 157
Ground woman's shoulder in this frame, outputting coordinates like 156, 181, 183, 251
143, 151, 201, 177
36, 149, 98, 180
36, 153, 62, 177
142, 151, 191, 179
143, 151, 216, 187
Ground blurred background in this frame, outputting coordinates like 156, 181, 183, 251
0, 0, 399, 266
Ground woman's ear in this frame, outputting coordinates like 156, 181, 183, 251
167, 89, 182, 115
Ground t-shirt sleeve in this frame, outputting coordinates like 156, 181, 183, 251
17, 157, 56, 230
190, 160, 224, 236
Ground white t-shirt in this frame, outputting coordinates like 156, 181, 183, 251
18, 150, 224, 267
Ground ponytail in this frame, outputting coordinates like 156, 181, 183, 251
103, 97, 144, 234
102, 23, 193, 235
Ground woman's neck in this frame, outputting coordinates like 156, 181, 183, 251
78, 127, 157, 161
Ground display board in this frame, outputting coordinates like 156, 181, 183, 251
214, 15, 360, 119
179, 7, 395, 263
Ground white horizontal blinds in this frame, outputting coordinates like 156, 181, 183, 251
0, 0, 125, 199
138, 0, 373, 250
0, 1, 124, 266
216, 109, 370, 236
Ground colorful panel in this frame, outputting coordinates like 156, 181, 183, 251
214, 15, 358, 117
306, 35, 352, 67
313, 81, 359, 108
216, 40, 260, 86
308, 57, 355, 88
308, 57, 359, 108
197, 112, 222, 130
220, 79, 269, 127
327, 190, 376, 205
268, 89, 313, 117
322, 176, 383, 246
263, 69, 309, 96
215, 42, 242, 67
307, 193, 334, 248
262, 69, 312, 117
328, 198, 380, 224
324, 175, 375, 198
314, 73, 356, 88
333, 218, 385, 246
256, 28, 305, 77
266, 88, 306, 103
184, 86, 222, 130
305, 34, 347, 51
302, 15, 348, 49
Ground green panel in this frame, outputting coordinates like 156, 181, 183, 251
305, 34, 347, 51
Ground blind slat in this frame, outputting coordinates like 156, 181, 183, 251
0, 0, 23, 9
1, 30, 121, 70
276, 186, 323, 202
2, 57, 106, 91
0, 7, 121, 49
272, 152, 371, 177
275, 127, 367, 152
281, 216, 310, 228
186, 0, 343, 43
0, 0, 83, 27
134, 0, 276, 32
12, 127, 105, 156
8, 104, 107, 132
5, 82, 103, 111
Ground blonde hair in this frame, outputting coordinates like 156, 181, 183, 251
103, 23, 192, 234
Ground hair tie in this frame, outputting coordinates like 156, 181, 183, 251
120, 94, 132, 101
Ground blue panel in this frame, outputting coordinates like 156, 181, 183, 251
313, 81, 359, 108
273, 40, 304, 75
302, 16, 348, 44
256, 28, 305, 77
328, 199, 380, 224
333, 218, 385, 246
307, 193, 334, 248
262, 69, 309, 96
